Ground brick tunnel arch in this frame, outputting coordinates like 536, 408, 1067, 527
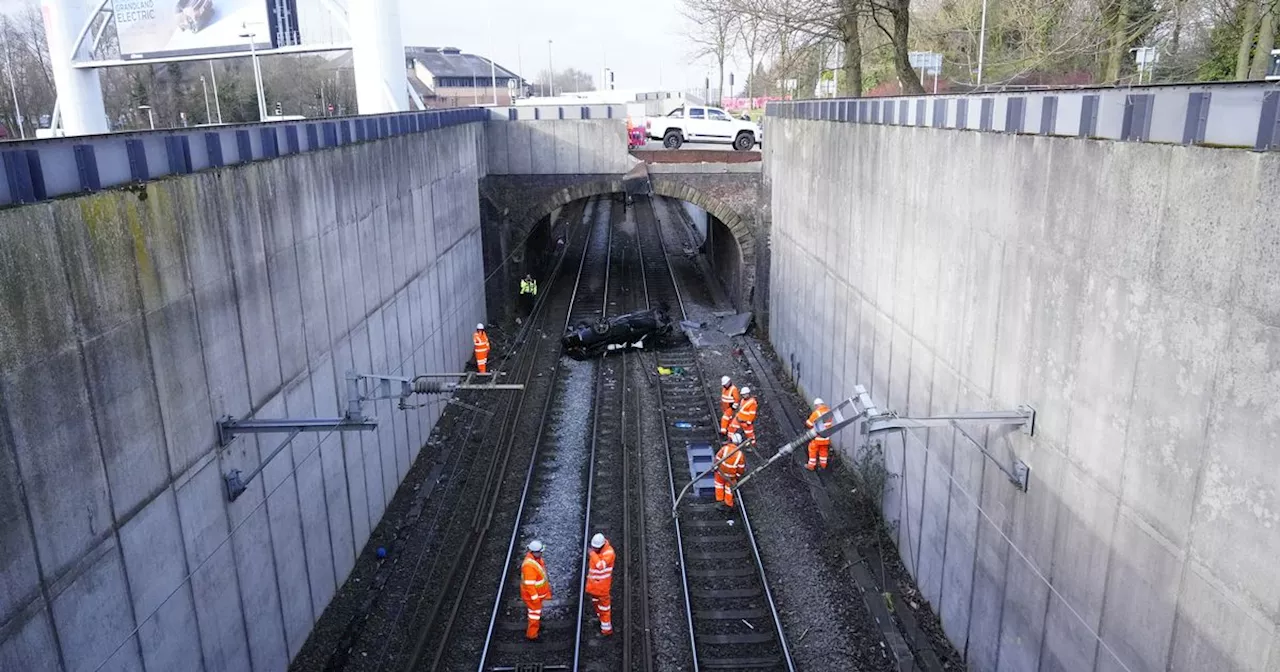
508, 177, 757, 304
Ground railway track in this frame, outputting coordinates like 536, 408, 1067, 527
400, 197, 601, 671
572, 201, 654, 672
634, 195, 796, 672
471, 196, 621, 671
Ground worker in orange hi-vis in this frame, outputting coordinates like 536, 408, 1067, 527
714, 438, 747, 508
728, 386, 758, 444
718, 375, 741, 436
521, 539, 552, 640
473, 323, 490, 374
585, 533, 616, 636
805, 398, 833, 470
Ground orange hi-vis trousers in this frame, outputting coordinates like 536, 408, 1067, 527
714, 471, 739, 507
590, 594, 613, 634
808, 438, 830, 470
523, 598, 543, 639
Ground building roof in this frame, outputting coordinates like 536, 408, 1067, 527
406, 47, 520, 81
323, 47, 521, 82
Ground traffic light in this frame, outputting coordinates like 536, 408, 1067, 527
327, 103, 335, 114
274, 102, 282, 116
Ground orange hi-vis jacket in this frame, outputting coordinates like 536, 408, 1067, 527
716, 443, 746, 479
720, 384, 741, 414
473, 330, 490, 358
521, 552, 551, 603
734, 396, 758, 427
586, 542, 616, 597
806, 403, 832, 444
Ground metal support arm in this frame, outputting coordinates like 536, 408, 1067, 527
220, 370, 522, 500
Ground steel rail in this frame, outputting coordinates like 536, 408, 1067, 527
473, 196, 612, 672
639, 195, 795, 672
404, 197, 595, 672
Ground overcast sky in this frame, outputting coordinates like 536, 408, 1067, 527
1, 0, 740, 92
400, 0, 730, 92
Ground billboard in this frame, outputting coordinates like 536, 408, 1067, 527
112, 0, 272, 59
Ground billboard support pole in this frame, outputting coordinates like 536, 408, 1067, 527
350, 0, 406, 113
42, 0, 107, 135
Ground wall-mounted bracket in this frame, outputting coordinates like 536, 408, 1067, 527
1011, 459, 1031, 492
219, 370, 523, 501
858, 392, 1036, 494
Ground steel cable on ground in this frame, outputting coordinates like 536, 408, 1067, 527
89, 199, 589, 672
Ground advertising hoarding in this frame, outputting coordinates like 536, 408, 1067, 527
113, 0, 272, 59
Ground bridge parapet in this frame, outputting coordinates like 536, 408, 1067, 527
768, 81, 1280, 151
0, 107, 486, 208
483, 106, 634, 175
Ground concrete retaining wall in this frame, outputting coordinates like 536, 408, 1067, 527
483, 119, 635, 175
766, 117, 1280, 672
0, 122, 486, 670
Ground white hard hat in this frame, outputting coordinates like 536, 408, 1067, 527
814, 398, 824, 406
721, 376, 731, 386
591, 533, 605, 549
740, 386, 751, 396
476, 323, 485, 330
528, 539, 544, 553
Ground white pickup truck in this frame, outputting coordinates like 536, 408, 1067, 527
645, 105, 762, 151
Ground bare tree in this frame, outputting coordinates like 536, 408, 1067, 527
684, 0, 739, 103
735, 0, 777, 99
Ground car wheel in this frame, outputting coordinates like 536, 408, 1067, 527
733, 132, 755, 151
663, 131, 683, 150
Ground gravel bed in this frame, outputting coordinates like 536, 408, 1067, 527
516, 357, 596, 620
287, 380, 497, 671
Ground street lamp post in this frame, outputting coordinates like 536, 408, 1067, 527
138, 104, 155, 130
976, 0, 989, 86
200, 75, 212, 124
547, 39, 554, 97
2, 29, 24, 138
239, 28, 268, 121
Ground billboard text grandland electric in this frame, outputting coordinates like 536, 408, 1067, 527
113, 0, 271, 59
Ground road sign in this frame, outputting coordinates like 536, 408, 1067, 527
909, 51, 943, 76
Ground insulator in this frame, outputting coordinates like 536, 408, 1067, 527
411, 377, 449, 395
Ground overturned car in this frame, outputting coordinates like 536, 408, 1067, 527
562, 303, 674, 359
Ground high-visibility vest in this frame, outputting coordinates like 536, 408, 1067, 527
585, 543, 616, 597
720, 384, 740, 410
473, 330, 490, 353
716, 443, 745, 478
734, 397, 758, 425
807, 404, 832, 444
521, 553, 551, 602
520, 278, 538, 295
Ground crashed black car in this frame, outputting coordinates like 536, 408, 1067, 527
562, 303, 674, 359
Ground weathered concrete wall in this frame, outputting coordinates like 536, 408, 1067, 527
766, 118, 1280, 672
483, 119, 635, 175
0, 122, 486, 670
